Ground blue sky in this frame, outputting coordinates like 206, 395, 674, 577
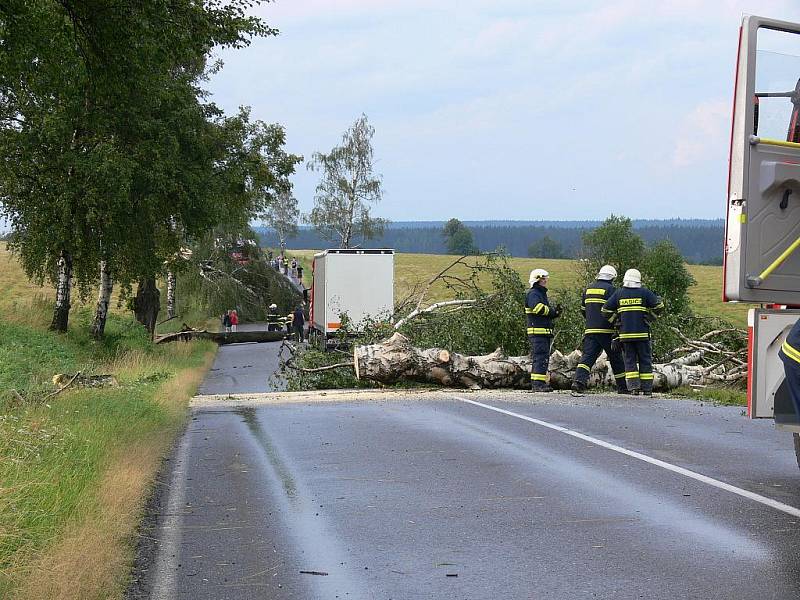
208, 0, 800, 222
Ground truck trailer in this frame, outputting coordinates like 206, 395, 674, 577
309, 249, 394, 345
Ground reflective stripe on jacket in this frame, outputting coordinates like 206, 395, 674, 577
525, 283, 555, 337
582, 279, 616, 334
780, 319, 800, 365
601, 286, 664, 339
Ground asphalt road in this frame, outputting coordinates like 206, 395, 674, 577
199, 324, 289, 395
129, 341, 800, 600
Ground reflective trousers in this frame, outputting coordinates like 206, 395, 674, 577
574, 333, 627, 391
529, 335, 551, 387
622, 339, 653, 392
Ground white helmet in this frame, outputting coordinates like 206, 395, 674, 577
269, 303, 277, 310
623, 268, 642, 288
597, 265, 617, 280
529, 268, 549, 286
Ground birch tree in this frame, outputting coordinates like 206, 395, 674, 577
262, 190, 299, 251
307, 114, 387, 248
90, 259, 113, 338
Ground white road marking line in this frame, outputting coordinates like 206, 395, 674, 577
454, 396, 800, 519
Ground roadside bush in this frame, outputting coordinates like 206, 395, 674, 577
582, 216, 695, 315
398, 254, 528, 355
641, 239, 696, 315
581, 215, 645, 284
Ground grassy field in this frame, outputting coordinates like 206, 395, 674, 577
287, 250, 752, 327
0, 244, 216, 598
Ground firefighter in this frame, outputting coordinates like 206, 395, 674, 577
267, 303, 281, 332
779, 318, 800, 419
601, 269, 664, 396
525, 268, 561, 392
571, 265, 628, 396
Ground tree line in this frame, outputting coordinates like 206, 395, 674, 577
259, 220, 725, 264
0, 1, 300, 337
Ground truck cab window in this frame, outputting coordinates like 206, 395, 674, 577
754, 27, 800, 141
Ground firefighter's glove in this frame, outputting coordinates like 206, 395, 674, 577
551, 303, 563, 318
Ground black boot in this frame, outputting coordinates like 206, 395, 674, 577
616, 386, 631, 395
570, 381, 585, 397
531, 382, 553, 393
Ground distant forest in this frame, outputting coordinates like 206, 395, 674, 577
257, 219, 725, 265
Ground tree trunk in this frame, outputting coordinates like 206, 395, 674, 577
90, 260, 114, 339
354, 332, 529, 389
353, 333, 744, 391
49, 250, 73, 333
166, 270, 176, 319
133, 277, 160, 338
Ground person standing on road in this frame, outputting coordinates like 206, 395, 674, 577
267, 303, 281, 332
571, 265, 628, 396
292, 305, 306, 342
221, 311, 232, 333
230, 309, 239, 333
525, 268, 561, 392
602, 269, 664, 396
297, 264, 304, 283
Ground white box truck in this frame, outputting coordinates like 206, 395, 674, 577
310, 249, 394, 343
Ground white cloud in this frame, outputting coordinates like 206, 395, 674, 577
672, 99, 731, 168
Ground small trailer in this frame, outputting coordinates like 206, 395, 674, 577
310, 249, 394, 345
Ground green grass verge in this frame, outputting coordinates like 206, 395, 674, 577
0, 300, 215, 597
669, 385, 747, 406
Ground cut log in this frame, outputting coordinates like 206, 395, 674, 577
354, 332, 529, 390
353, 333, 744, 391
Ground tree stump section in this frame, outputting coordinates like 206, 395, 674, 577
354, 332, 530, 390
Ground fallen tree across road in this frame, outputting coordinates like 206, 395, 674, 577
351, 332, 745, 391
156, 328, 286, 345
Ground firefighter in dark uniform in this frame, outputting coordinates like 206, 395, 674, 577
267, 303, 282, 332
779, 318, 800, 418
571, 265, 628, 396
525, 269, 561, 392
601, 269, 664, 395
